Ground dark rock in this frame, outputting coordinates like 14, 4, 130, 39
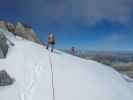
0, 70, 15, 86
0, 33, 8, 58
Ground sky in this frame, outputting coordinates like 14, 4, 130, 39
0, 0, 133, 51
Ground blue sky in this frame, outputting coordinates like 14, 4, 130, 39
0, 0, 133, 51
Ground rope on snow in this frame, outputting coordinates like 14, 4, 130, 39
48, 51, 55, 100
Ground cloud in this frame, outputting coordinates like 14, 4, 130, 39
1, 0, 133, 24
16, 0, 133, 24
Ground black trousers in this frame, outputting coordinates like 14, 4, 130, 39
46, 43, 54, 52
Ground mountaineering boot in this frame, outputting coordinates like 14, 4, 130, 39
46, 44, 49, 50
51, 48, 53, 52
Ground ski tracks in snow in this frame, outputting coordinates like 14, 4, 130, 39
18, 61, 44, 100
17, 49, 56, 100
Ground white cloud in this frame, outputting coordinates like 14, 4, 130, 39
1, 0, 133, 24
24, 0, 133, 24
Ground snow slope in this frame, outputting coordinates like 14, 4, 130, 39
0, 28, 133, 100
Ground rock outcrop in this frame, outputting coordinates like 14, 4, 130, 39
15, 22, 43, 45
0, 20, 44, 45
0, 20, 8, 30
0, 70, 14, 86
0, 32, 8, 58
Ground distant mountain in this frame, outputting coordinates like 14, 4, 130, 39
77, 51, 133, 78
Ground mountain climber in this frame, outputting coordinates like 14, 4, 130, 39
46, 32, 55, 52
70, 47, 75, 55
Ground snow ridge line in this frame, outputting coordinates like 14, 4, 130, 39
48, 51, 55, 100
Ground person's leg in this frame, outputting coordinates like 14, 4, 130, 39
51, 44, 54, 52
46, 43, 49, 49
